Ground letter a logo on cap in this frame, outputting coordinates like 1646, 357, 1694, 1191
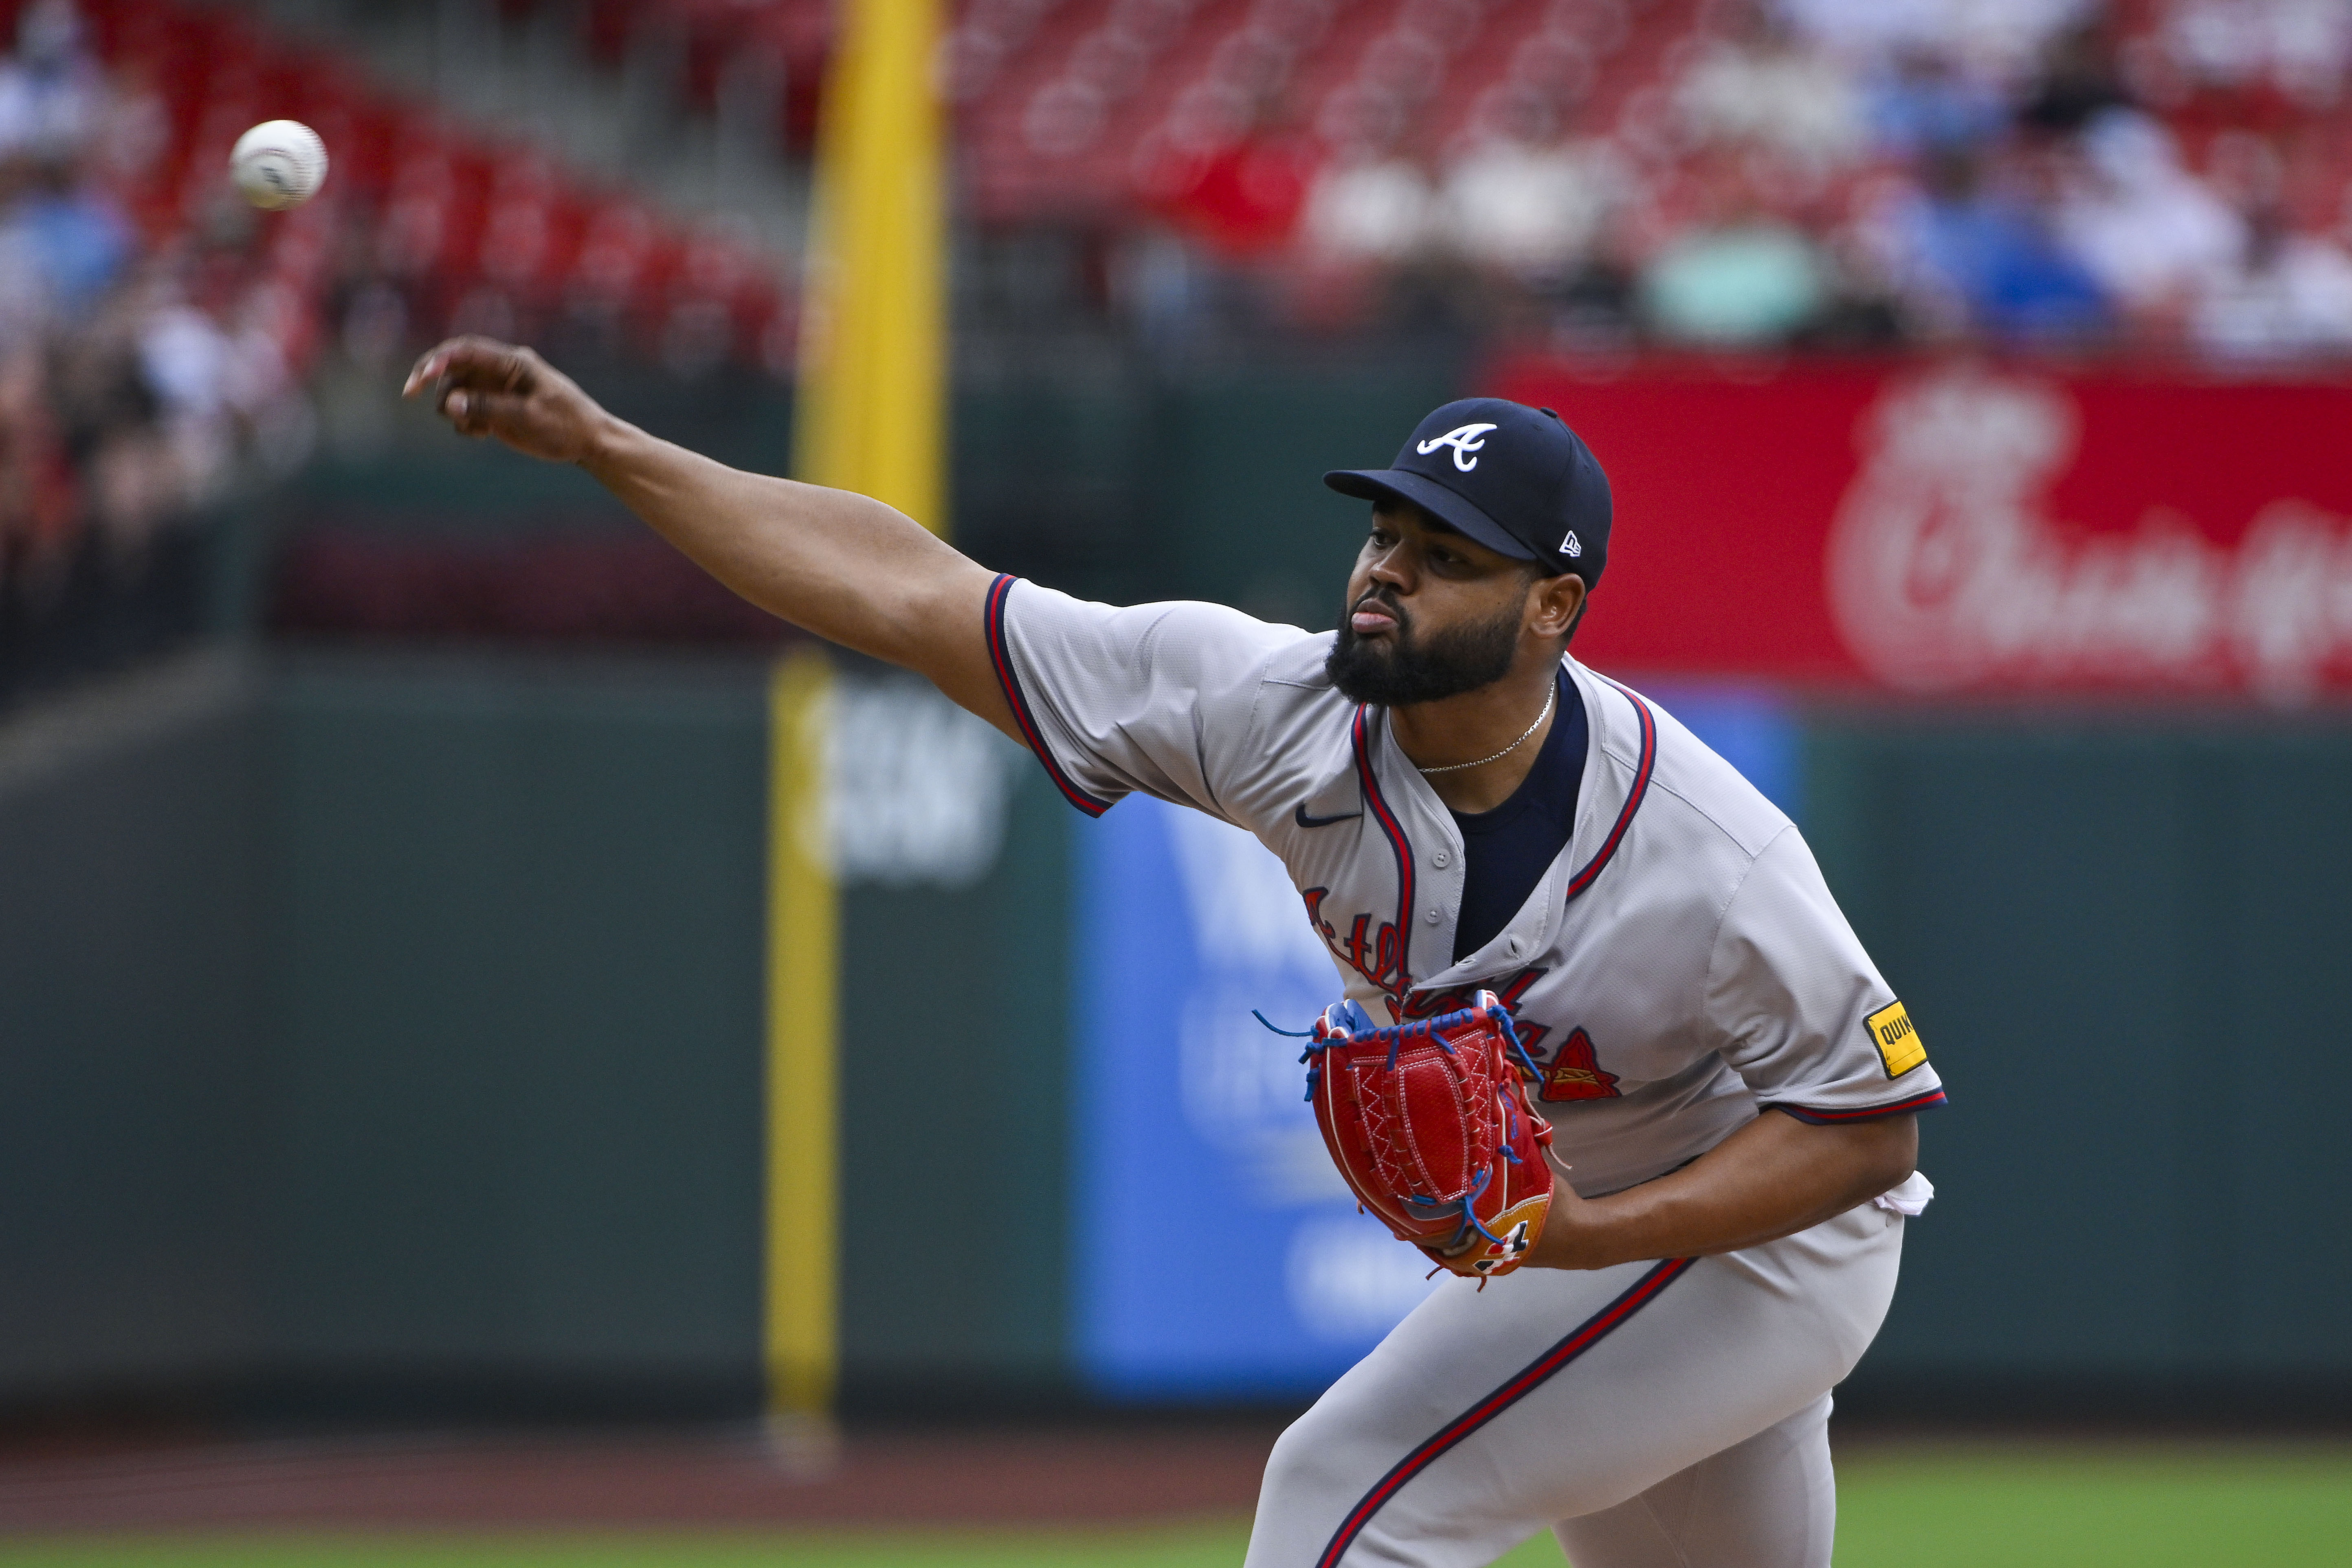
1416, 422, 1499, 472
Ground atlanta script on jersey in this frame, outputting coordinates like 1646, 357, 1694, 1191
984, 576, 1945, 1198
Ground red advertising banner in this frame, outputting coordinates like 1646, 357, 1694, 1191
1483, 358, 2352, 703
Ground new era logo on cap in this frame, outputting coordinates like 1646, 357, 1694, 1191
1325, 398, 1613, 586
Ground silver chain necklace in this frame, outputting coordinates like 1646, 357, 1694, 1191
1415, 682, 1556, 775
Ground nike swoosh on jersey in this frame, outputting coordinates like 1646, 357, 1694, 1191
1295, 803, 1364, 828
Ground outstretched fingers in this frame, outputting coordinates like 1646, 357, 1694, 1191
398, 336, 600, 462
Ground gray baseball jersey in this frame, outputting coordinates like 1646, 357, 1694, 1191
982, 572, 1945, 1566
983, 575, 1945, 1199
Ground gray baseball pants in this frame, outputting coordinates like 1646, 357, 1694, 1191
1243, 1200, 1905, 1568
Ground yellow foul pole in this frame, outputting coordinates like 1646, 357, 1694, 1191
767, 0, 948, 1429
791, 0, 949, 535
766, 650, 837, 1422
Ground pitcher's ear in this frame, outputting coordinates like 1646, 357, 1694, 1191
1530, 571, 1586, 640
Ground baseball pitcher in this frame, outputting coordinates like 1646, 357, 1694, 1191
407, 339, 1945, 1568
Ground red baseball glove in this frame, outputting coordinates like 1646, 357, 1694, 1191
1289, 991, 1556, 1280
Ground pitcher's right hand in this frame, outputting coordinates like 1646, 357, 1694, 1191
403, 337, 611, 465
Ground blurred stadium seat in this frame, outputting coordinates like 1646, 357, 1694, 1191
0, 0, 2345, 693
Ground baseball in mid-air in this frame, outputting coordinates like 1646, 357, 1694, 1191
229, 119, 328, 210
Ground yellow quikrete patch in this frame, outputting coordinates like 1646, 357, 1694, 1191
1867, 1000, 1927, 1078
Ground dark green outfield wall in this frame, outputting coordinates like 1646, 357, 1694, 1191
836, 773, 1075, 1405
1808, 713, 2352, 1415
0, 652, 779, 1415
0, 649, 1077, 1417
21, 358, 2352, 1421
0, 656, 270, 1405
263, 653, 771, 1407
5, 654, 2350, 1418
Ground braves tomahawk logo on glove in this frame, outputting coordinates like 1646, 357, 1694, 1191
1282, 991, 1556, 1280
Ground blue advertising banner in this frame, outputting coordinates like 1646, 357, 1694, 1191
1070, 686, 1796, 1399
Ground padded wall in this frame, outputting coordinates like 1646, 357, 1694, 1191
261, 651, 771, 1410
0, 655, 269, 1404
1806, 713, 2352, 1414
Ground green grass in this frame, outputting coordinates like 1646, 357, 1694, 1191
1832, 1443, 2352, 1568
2, 1443, 2347, 1566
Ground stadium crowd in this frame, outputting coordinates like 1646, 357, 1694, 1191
1128, 0, 2352, 354
4, 0, 2351, 694
0, 0, 314, 617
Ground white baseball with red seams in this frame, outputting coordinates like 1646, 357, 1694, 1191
985, 573, 1945, 1567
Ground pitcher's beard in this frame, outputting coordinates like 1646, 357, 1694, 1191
1326, 594, 1524, 707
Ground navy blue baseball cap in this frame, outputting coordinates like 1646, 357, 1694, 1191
1325, 398, 1613, 587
